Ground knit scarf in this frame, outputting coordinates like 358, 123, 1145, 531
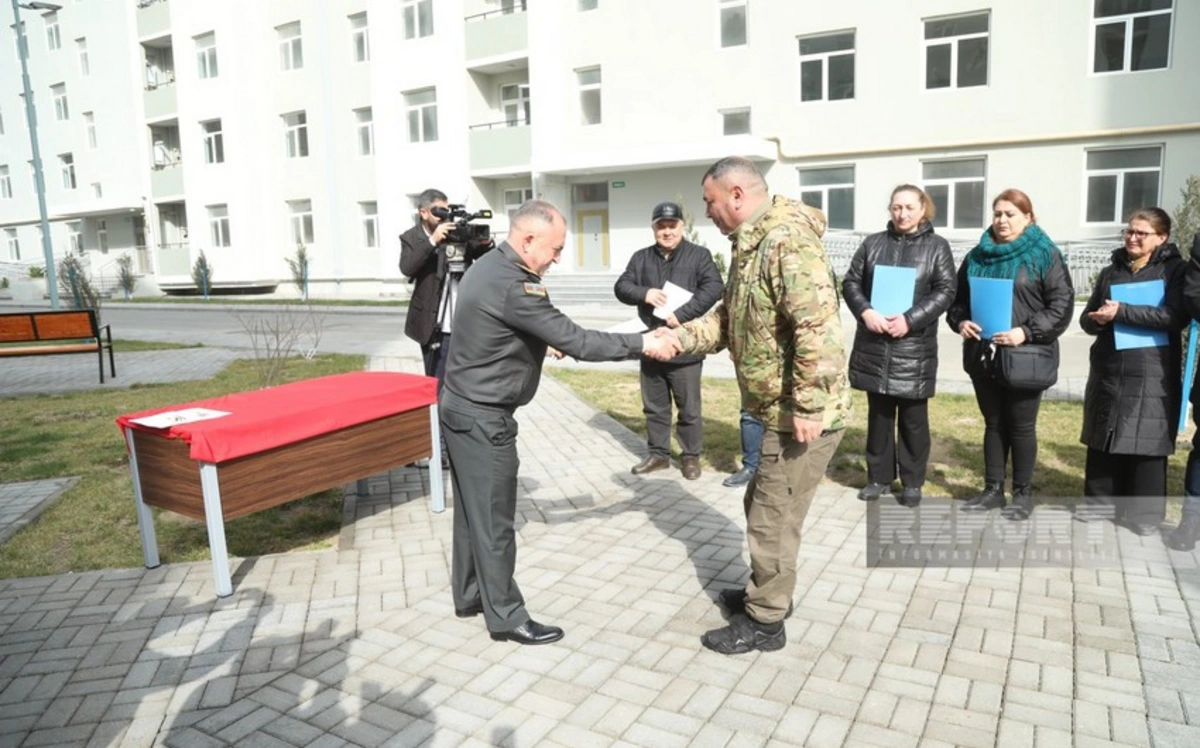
965, 223, 1059, 281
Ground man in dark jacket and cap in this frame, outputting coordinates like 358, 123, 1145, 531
615, 201, 724, 480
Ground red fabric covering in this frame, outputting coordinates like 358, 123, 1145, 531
116, 372, 437, 464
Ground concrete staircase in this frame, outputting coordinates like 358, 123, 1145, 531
541, 271, 623, 306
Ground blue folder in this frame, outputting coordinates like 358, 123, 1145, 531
870, 265, 916, 316
969, 277, 1013, 339
1181, 320, 1198, 432
1111, 280, 1168, 350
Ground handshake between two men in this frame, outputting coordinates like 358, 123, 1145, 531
641, 327, 683, 362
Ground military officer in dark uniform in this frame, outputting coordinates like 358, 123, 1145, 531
441, 200, 680, 645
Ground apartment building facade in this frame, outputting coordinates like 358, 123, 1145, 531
1, 0, 1196, 297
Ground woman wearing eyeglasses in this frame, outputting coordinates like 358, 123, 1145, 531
1077, 208, 1186, 536
945, 189, 1074, 520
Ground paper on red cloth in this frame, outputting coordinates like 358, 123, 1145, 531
116, 371, 437, 463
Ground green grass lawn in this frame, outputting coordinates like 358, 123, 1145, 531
0, 353, 364, 579
549, 369, 1189, 521
119, 297, 408, 307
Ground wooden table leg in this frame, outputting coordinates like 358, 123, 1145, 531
124, 430, 161, 569
198, 462, 234, 598
429, 404, 445, 514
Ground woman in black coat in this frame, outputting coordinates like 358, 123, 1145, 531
1078, 207, 1186, 536
945, 189, 1074, 520
842, 185, 956, 507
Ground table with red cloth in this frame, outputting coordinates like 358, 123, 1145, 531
116, 372, 444, 597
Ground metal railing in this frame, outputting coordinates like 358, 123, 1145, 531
465, 0, 527, 22
821, 231, 1124, 296
468, 119, 530, 130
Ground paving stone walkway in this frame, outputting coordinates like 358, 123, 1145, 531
0, 352, 1198, 746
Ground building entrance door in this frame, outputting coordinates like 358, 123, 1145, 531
575, 209, 609, 270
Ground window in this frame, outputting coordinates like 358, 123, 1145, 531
1085, 146, 1162, 224
195, 32, 217, 79
1093, 0, 1173, 74
718, 108, 749, 135
97, 219, 108, 252
202, 119, 224, 164
52, 83, 69, 121
44, 11, 60, 51
288, 199, 314, 245
922, 159, 986, 229
350, 13, 369, 62
924, 12, 989, 89
282, 111, 309, 158
719, 0, 747, 48
4, 229, 18, 260
504, 188, 533, 219
798, 31, 855, 102
355, 108, 373, 155
0, 165, 10, 199
67, 221, 82, 253
360, 202, 378, 248
799, 166, 854, 230
76, 38, 89, 76
402, 0, 433, 40
404, 88, 438, 143
278, 22, 303, 71
59, 153, 75, 190
208, 204, 231, 247
501, 83, 530, 125
91, 182, 102, 199
578, 0, 598, 10
577, 67, 601, 125
84, 112, 96, 148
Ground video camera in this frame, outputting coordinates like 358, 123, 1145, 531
431, 204, 494, 276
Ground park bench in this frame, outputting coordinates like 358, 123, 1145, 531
0, 309, 116, 383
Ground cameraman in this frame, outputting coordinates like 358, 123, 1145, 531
400, 188, 456, 380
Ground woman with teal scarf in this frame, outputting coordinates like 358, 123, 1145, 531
945, 189, 1074, 520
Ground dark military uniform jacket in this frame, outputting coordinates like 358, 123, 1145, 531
443, 241, 644, 409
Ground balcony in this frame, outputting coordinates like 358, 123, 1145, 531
155, 241, 190, 276
150, 162, 183, 198
144, 83, 177, 120
136, 0, 171, 39
464, 1, 527, 66
469, 122, 531, 175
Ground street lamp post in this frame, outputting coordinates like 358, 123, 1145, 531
11, 0, 63, 309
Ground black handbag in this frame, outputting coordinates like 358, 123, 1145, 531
992, 341, 1059, 391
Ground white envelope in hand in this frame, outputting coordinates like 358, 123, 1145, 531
653, 281, 694, 319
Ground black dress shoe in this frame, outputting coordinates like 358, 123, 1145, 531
857, 482, 889, 502
1167, 516, 1200, 551
454, 603, 483, 618
631, 455, 670, 475
723, 466, 755, 487
681, 455, 701, 480
961, 484, 1005, 513
1128, 522, 1161, 537
716, 588, 793, 619
899, 486, 922, 508
489, 619, 564, 645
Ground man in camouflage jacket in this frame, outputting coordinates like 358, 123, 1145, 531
674, 156, 851, 655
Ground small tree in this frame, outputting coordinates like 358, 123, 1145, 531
676, 193, 727, 277
284, 243, 310, 300
191, 250, 213, 297
57, 254, 102, 311
116, 253, 137, 300
1173, 174, 1200, 257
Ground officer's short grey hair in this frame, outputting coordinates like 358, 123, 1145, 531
512, 200, 563, 229
702, 157, 767, 192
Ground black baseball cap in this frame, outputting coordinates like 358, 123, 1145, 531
651, 202, 684, 224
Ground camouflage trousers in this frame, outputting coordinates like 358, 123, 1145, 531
743, 428, 843, 624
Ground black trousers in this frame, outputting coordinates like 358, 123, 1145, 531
421, 332, 449, 384
971, 377, 1043, 488
865, 392, 930, 487
440, 389, 527, 633
1083, 448, 1167, 526
640, 359, 703, 457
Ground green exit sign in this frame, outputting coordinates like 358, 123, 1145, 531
611, 181, 625, 188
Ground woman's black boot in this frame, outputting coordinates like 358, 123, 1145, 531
1002, 485, 1033, 521
961, 483, 1005, 513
